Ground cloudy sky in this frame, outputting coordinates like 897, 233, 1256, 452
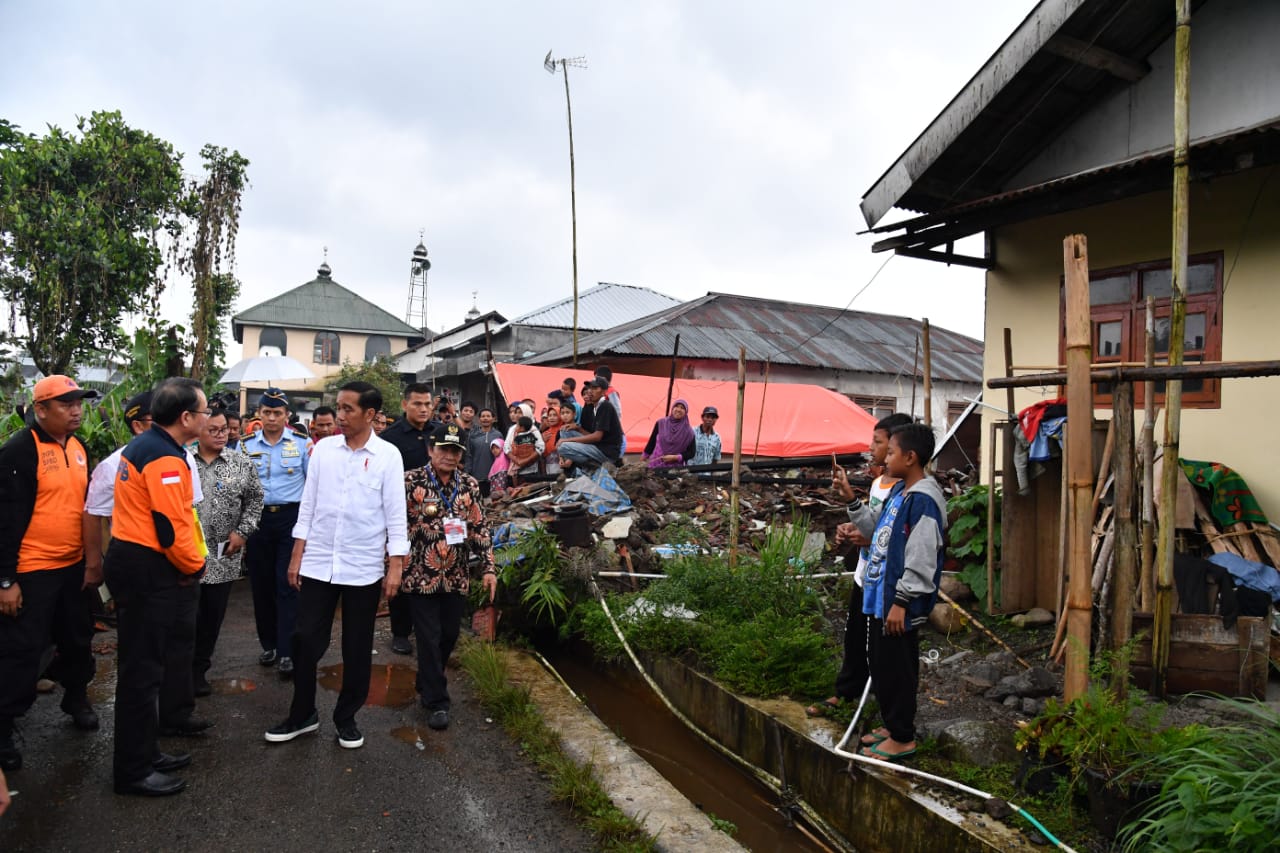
2, 1, 1033, 353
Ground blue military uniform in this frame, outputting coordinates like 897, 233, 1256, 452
241, 389, 309, 674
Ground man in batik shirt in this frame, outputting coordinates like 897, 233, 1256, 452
192, 409, 263, 696
402, 423, 497, 731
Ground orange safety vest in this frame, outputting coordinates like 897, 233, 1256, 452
18, 430, 90, 573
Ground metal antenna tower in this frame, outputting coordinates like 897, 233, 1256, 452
545, 50, 587, 365
405, 230, 431, 334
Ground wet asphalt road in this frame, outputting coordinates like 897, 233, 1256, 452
0, 581, 594, 852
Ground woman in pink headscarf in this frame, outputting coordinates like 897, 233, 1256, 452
642, 399, 696, 468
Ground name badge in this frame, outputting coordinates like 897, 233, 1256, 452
443, 517, 467, 545
282, 444, 301, 458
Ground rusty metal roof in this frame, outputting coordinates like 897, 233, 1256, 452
523, 293, 983, 383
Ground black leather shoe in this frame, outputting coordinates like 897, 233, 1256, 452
427, 709, 450, 731
277, 657, 294, 680
193, 677, 213, 698
258, 649, 278, 667
159, 718, 214, 737
391, 636, 413, 655
114, 771, 186, 797
153, 751, 191, 773
60, 696, 100, 731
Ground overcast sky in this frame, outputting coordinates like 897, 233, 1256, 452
2, 1, 1034, 354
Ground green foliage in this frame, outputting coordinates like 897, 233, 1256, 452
494, 524, 580, 628
459, 642, 656, 851
946, 484, 1000, 609
706, 813, 737, 836
0, 111, 185, 375
575, 521, 840, 698
326, 355, 405, 415
1119, 699, 1280, 853
177, 145, 249, 382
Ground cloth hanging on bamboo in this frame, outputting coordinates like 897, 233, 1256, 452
1179, 459, 1269, 527
1207, 552, 1280, 603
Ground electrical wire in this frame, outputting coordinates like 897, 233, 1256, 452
587, 579, 1076, 852
767, 253, 895, 362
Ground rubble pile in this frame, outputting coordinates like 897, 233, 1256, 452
487, 460, 978, 576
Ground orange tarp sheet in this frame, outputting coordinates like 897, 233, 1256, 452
493, 363, 876, 458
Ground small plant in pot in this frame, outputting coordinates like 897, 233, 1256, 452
1017, 678, 1172, 839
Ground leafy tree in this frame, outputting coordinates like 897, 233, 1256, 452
0, 111, 184, 375
177, 146, 249, 381
325, 355, 405, 415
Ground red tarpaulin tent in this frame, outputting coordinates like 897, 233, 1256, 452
493, 363, 876, 458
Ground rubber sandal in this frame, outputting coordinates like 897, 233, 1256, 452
859, 729, 889, 746
860, 743, 917, 763
804, 697, 842, 718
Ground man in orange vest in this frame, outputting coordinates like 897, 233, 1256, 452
105, 377, 209, 796
0, 375, 101, 773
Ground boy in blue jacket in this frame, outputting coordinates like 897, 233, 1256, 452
846, 423, 947, 762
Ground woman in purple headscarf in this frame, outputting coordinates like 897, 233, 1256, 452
642, 399, 697, 468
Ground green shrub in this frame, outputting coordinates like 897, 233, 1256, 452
1119, 698, 1280, 852
946, 484, 1000, 609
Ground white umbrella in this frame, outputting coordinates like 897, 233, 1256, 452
219, 355, 316, 385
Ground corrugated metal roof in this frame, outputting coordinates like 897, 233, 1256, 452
509, 282, 681, 331
233, 264, 421, 341
524, 293, 984, 383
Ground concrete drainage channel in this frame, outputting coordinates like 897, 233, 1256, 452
504, 644, 1046, 852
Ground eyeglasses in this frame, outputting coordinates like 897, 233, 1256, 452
189, 408, 212, 416
207, 427, 229, 436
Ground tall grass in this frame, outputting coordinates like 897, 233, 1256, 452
1119, 697, 1280, 852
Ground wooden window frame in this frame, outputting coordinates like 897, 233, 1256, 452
1059, 251, 1223, 408
850, 394, 895, 421
313, 331, 341, 365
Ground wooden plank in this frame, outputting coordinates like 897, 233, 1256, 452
1227, 522, 1264, 563
1251, 523, 1280, 568
1000, 422, 1039, 613
1131, 613, 1269, 697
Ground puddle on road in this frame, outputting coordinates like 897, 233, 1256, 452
318, 663, 418, 707
390, 725, 443, 753
210, 677, 258, 694
86, 662, 118, 707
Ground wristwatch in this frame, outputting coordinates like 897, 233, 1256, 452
0, 577, 15, 590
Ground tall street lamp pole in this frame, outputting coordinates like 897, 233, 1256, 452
545, 50, 587, 366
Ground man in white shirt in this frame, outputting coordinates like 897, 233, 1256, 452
263, 382, 409, 750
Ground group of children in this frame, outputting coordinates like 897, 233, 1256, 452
811, 414, 947, 764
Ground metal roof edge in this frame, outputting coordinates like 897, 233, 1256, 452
860, 0, 1086, 228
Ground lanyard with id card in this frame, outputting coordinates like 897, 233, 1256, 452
443, 516, 467, 545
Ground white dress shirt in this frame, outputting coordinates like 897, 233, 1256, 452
292, 432, 410, 585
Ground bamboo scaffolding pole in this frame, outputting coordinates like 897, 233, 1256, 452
752, 357, 771, 461
664, 333, 681, 416
1063, 234, 1095, 702
986, 421, 999, 616
1140, 299, 1157, 610
988, 359, 1280, 388
729, 347, 746, 570
910, 335, 920, 418
1110, 382, 1137, 697
922, 318, 933, 428
1153, 0, 1192, 699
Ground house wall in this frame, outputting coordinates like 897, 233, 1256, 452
981, 167, 1280, 517
1013, 0, 1280, 187
238, 325, 409, 394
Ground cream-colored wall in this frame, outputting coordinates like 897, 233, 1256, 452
238, 325, 408, 395
982, 168, 1280, 519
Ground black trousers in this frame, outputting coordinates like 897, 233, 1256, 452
157, 583, 199, 727
834, 589, 871, 700
192, 581, 235, 680
247, 505, 299, 656
868, 617, 920, 744
388, 592, 412, 640
408, 593, 466, 712
105, 541, 189, 785
0, 562, 95, 721
288, 576, 381, 727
